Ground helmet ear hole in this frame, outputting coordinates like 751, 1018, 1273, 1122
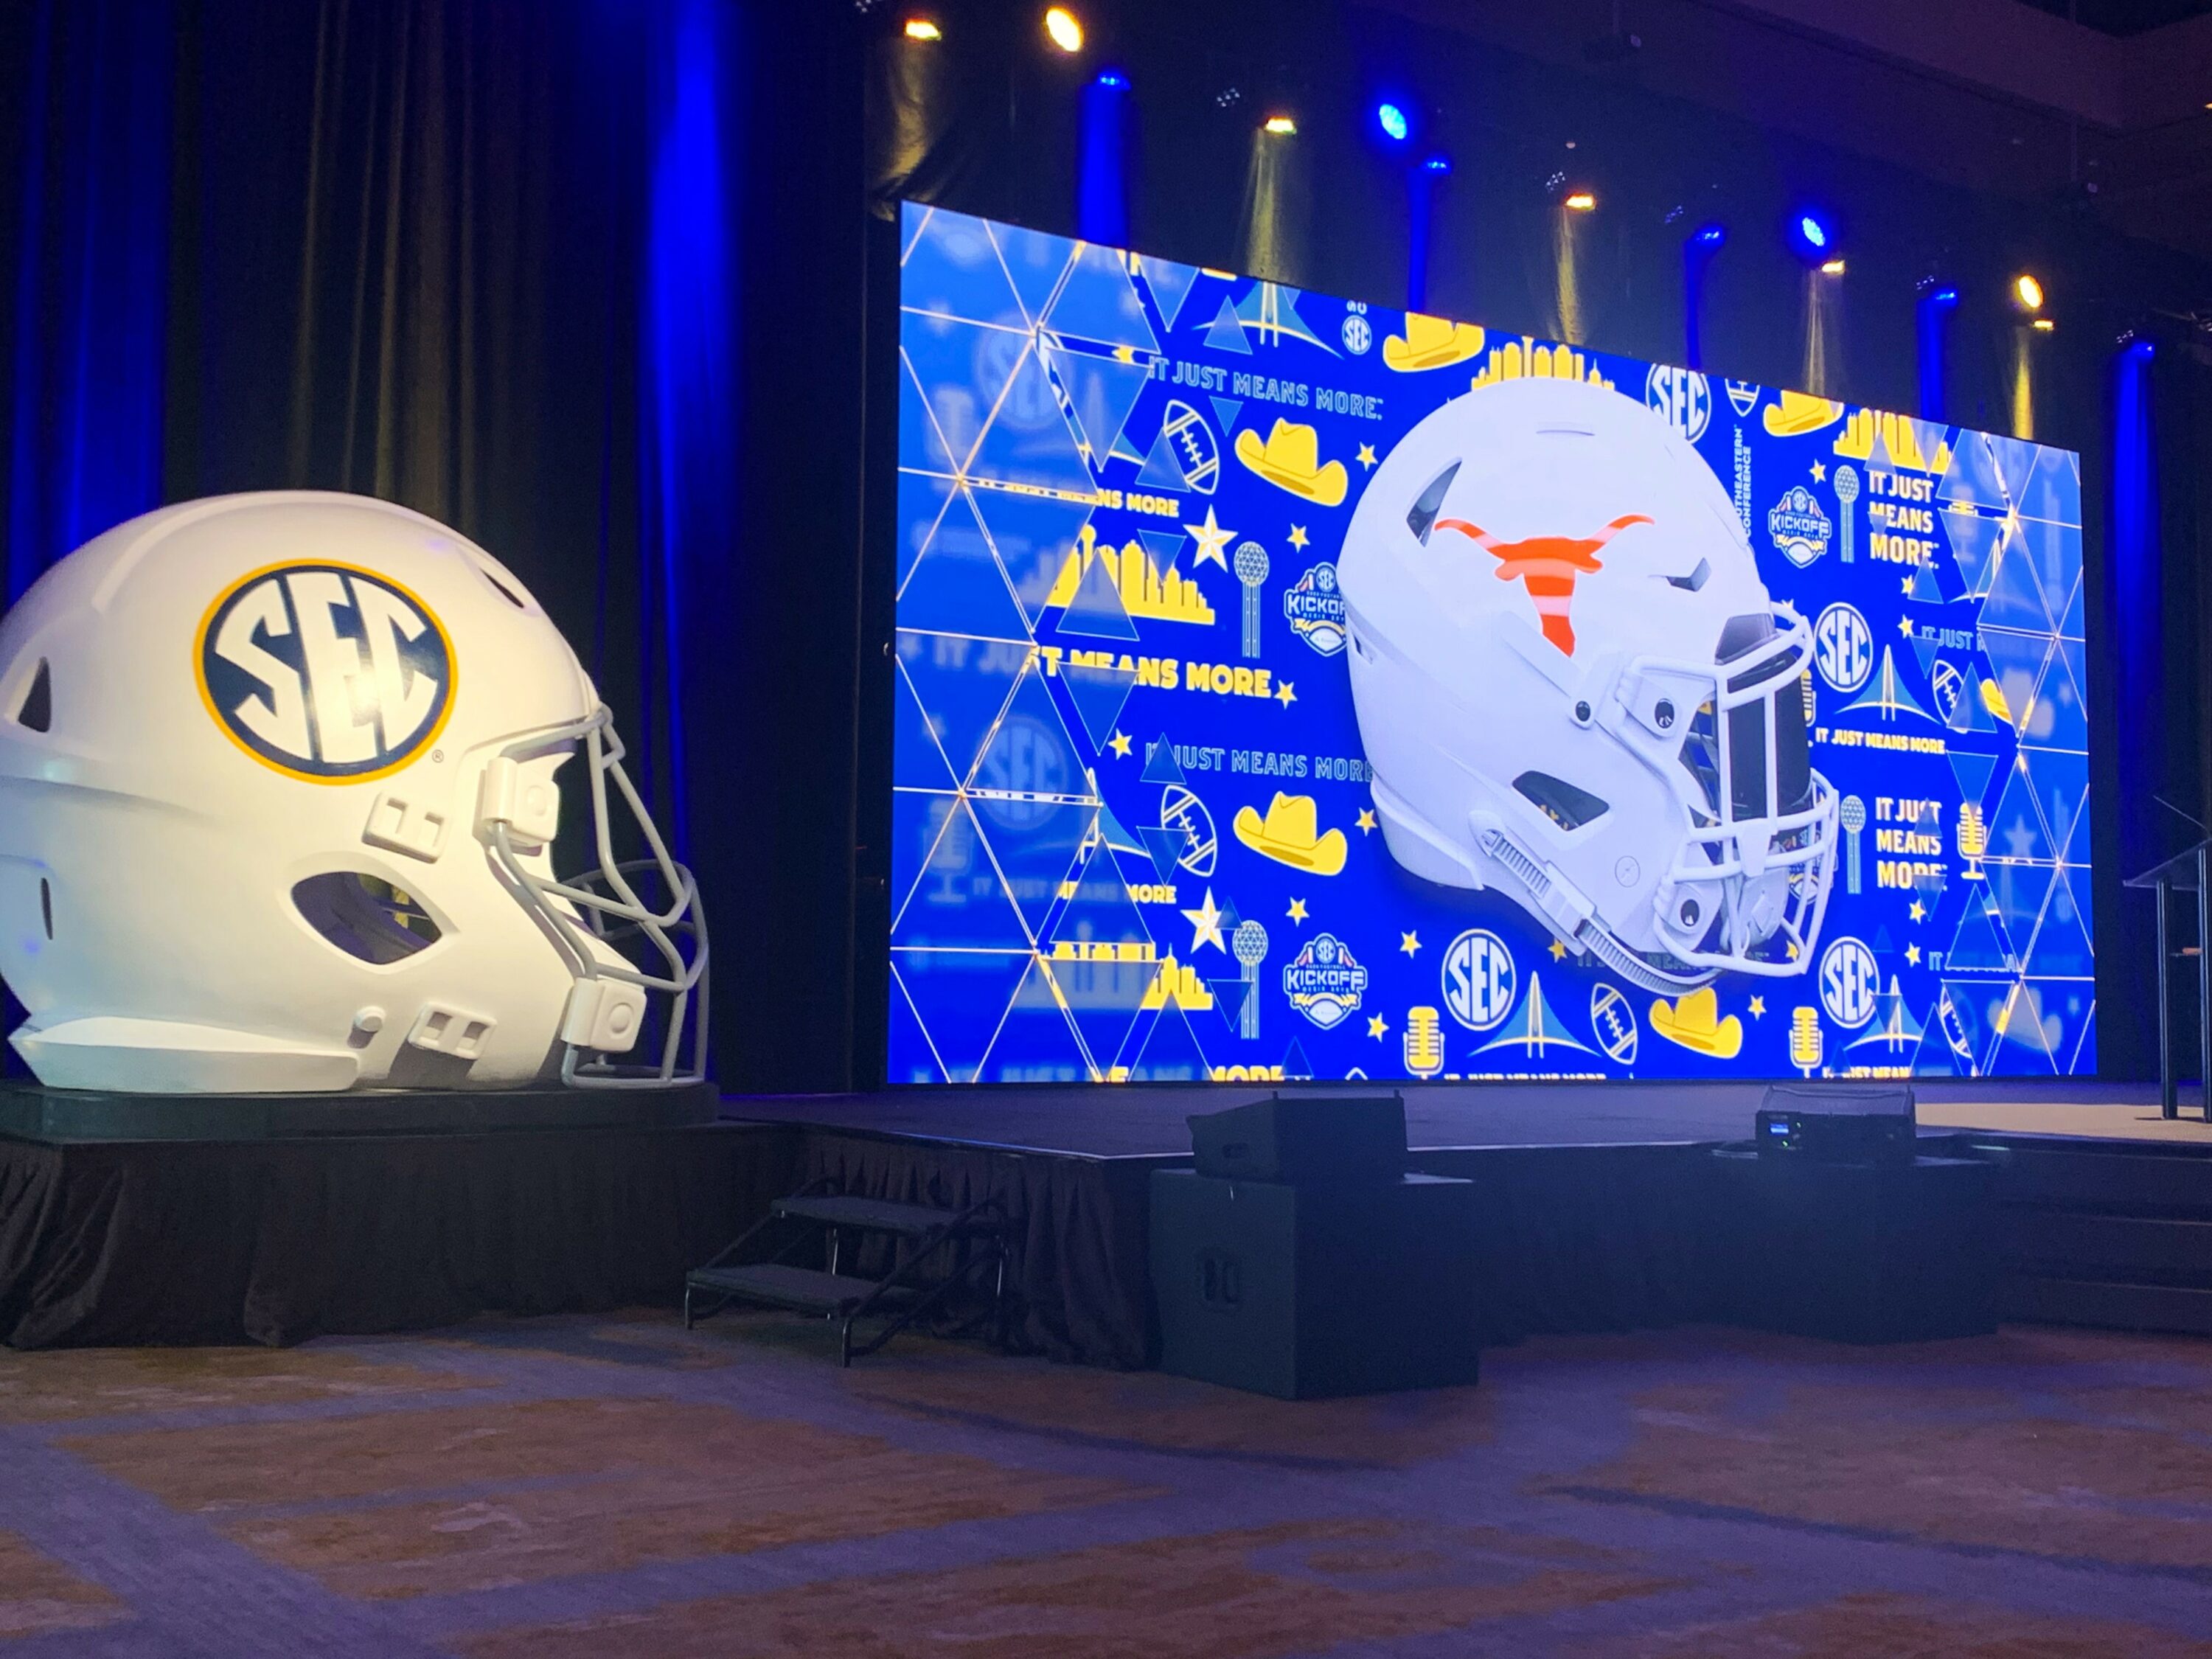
12, 659, 51, 732
292, 872, 443, 964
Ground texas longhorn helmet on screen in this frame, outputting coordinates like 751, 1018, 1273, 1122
0, 492, 706, 1093
1338, 375, 1837, 994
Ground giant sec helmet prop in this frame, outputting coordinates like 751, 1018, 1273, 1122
1337, 375, 1837, 993
0, 493, 706, 1093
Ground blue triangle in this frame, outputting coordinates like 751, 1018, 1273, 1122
1203, 295, 1251, 355
981, 953, 1088, 1082
891, 796, 1034, 952
2059, 570, 2084, 639
1060, 658, 1138, 751
1948, 751, 1997, 814
1208, 976, 1253, 1029
1138, 824, 1187, 883
2021, 448, 2081, 528
2025, 869, 2094, 981
1944, 894, 2017, 975
1059, 547, 1140, 641
991, 223, 1077, 328
1138, 529, 1186, 573
1980, 540, 2054, 634
1141, 734, 1188, 785
1979, 629, 2053, 737
1987, 858, 2055, 954
1134, 253, 1201, 333
1128, 1002, 1209, 1081
2069, 1000, 2097, 1074
1946, 664, 2000, 734
1913, 995, 1971, 1077
1941, 508, 2006, 599
1939, 431, 2011, 515
1840, 647, 1934, 723
1043, 341, 1153, 465
1210, 394, 1245, 434
1045, 244, 1158, 353
893, 658, 958, 791
967, 346, 1097, 496
1043, 951, 1149, 1079
1280, 1036, 1315, 1079
902, 316, 1022, 473
1136, 427, 1192, 491
896, 631, 1029, 787
886, 964, 946, 1084
1985, 981, 2058, 1077
894, 470, 957, 590
898, 353, 961, 478
2024, 746, 2089, 866
984, 798, 1094, 942
1096, 801, 1143, 853
892, 949, 1033, 1082
1909, 554, 1950, 604
898, 488, 1032, 643
900, 206, 1029, 330
973, 659, 1089, 805
969, 486, 1095, 626
1050, 843, 1152, 955
2029, 641, 2087, 750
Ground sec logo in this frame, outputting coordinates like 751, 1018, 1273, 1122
196, 562, 454, 782
1590, 984, 1638, 1065
1818, 936, 1879, 1029
1812, 602, 1873, 694
1441, 928, 1516, 1031
1645, 365, 1711, 444
1341, 310, 1372, 355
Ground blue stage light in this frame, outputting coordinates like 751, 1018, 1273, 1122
1094, 66, 1128, 89
1787, 207, 1842, 265
1932, 286, 1959, 307
1798, 215, 1826, 249
1694, 223, 1725, 248
1422, 151, 1453, 175
1376, 100, 1410, 144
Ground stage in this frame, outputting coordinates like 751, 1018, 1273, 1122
4, 1078, 2208, 1363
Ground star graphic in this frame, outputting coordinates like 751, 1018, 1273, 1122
1107, 731, 1132, 759
1367, 1014, 1388, 1040
1787, 941, 1801, 960
1811, 459, 1828, 483
1357, 443, 1378, 470
1287, 897, 1309, 925
1181, 888, 1225, 954
1399, 931, 1421, 957
1357, 808, 1377, 834
1186, 505, 1235, 570
1901, 576, 1916, 597
1905, 942, 1923, 967
1898, 613, 1916, 639
1275, 680, 1297, 708
1548, 939, 1568, 961
1287, 524, 1310, 550
1909, 898, 1927, 923
1748, 996, 1767, 1018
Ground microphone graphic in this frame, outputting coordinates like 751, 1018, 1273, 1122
1404, 1007, 1444, 1079
1790, 1006, 1823, 1078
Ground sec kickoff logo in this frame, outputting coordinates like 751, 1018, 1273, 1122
1283, 563, 1347, 655
1284, 933, 1368, 1029
196, 562, 455, 782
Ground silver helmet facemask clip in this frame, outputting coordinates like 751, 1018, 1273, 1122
479, 706, 709, 1087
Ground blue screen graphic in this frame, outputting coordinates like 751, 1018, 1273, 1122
888, 203, 2092, 1084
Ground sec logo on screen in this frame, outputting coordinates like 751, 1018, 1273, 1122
196, 562, 455, 782
1813, 602, 1874, 693
1645, 366, 1711, 444
1441, 929, 1517, 1031
1818, 936, 1879, 1029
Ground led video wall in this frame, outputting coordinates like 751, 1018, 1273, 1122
887, 201, 2093, 1083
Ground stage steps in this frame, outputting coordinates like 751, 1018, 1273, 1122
1953, 1134, 2212, 1337
683, 1185, 1009, 1363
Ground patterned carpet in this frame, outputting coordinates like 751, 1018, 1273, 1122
4, 1316, 2212, 1655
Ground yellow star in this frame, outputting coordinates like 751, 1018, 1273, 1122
1901, 576, 1916, 597
1287, 897, 1308, 925
1810, 459, 1827, 483
1181, 887, 1225, 954
1357, 442, 1378, 470
1905, 942, 1923, 967
1909, 898, 1927, 923
1399, 931, 1421, 956
1107, 731, 1132, 758
1787, 940, 1801, 960
1748, 996, 1766, 1018
1367, 1013, 1388, 1040
1287, 524, 1310, 550
1186, 505, 1234, 570
1275, 680, 1297, 708
1898, 613, 1915, 639
1548, 938, 1568, 961
1357, 808, 1377, 834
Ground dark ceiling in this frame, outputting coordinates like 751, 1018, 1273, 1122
2018, 0, 2212, 33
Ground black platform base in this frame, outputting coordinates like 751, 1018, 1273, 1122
0, 1079, 720, 1142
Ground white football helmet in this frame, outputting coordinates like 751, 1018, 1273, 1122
1338, 375, 1836, 992
0, 492, 706, 1093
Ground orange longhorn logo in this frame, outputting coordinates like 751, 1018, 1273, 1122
1435, 513, 1652, 655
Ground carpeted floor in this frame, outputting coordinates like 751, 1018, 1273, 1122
4, 1315, 2212, 1655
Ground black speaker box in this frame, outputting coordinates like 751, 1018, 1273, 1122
1186, 1093, 1405, 1186
1150, 1169, 1478, 1398
1755, 1083, 1917, 1166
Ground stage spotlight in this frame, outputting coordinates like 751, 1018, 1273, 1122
2032, 318, 2056, 332
1820, 257, 1846, 275
1563, 190, 1596, 212
1094, 66, 1129, 89
2014, 273, 2045, 312
1214, 86, 1242, 109
902, 16, 942, 39
1694, 223, 1725, 248
1043, 6, 1082, 52
1930, 285, 1959, 308
1422, 151, 1453, 176
1799, 215, 1829, 249
1375, 100, 1410, 144
1788, 208, 1840, 265
1262, 114, 1297, 135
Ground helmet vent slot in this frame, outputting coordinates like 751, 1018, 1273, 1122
1513, 770, 1609, 832
39, 877, 52, 941
293, 872, 442, 964
480, 567, 529, 609
1663, 559, 1710, 593
13, 659, 51, 732
1407, 461, 1461, 546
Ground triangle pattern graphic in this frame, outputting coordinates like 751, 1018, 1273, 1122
972, 657, 1090, 804
886, 964, 947, 1084
1947, 751, 1998, 815
898, 352, 961, 478
991, 222, 1077, 327
900, 206, 1029, 329
983, 797, 1096, 942
1039, 953, 1148, 1080
1912, 998, 1970, 1077
893, 657, 959, 792
897, 631, 1029, 788
1944, 894, 2017, 975
1979, 629, 2055, 737
1946, 664, 2000, 734
1939, 431, 2010, 514
889, 790, 960, 928
1049, 843, 1153, 956
2059, 569, 2085, 639
894, 470, 959, 591
1980, 538, 2054, 633
1042, 341, 1153, 465
1135, 254, 1202, 333
967, 345, 1096, 497
1046, 244, 1159, 353
969, 486, 1096, 627
1137, 427, 1192, 491
1987, 759, 2056, 865
2022, 448, 2082, 527
1909, 554, 1951, 604
897, 487, 1033, 643
902, 318, 1023, 473
1127, 1002, 1210, 1081
2025, 866, 2094, 980
981, 953, 1090, 1082
1987, 858, 2056, 955
1208, 976, 1253, 1029
2070, 1001, 2097, 1074
1060, 658, 1139, 751
1138, 825, 1187, 883
1280, 1036, 1315, 1079
1935, 979, 1997, 1075
1984, 981, 2057, 1076
1138, 529, 1186, 572
2023, 746, 2089, 866
892, 950, 1033, 1083
1210, 394, 1245, 435
1203, 295, 1251, 355
891, 796, 1034, 952
2029, 640, 2088, 750
1840, 647, 1934, 722
1141, 734, 1188, 785
1941, 508, 2006, 599
2028, 979, 2093, 1072
1058, 545, 1141, 641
